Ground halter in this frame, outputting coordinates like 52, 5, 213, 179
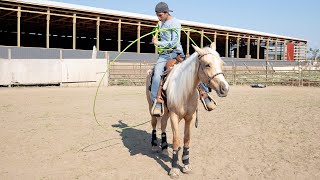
198, 53, 224, 86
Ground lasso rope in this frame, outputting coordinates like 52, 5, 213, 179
93, 24, 213, 131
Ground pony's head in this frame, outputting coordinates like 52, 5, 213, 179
192, 43, 229, 97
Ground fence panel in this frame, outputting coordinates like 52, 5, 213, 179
108, 59, 320, 86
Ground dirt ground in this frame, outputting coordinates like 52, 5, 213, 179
0, 86, 319, 179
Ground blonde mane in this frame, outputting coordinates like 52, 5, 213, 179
164, 52, 199, 108
164, 47, 223, 108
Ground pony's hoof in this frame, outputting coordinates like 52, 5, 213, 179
161, 148, 168, 156
169, 168, 180, 179
182, 164, 193, 174
151, 146, 158, 153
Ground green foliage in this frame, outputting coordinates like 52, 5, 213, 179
308, 48, 320, 60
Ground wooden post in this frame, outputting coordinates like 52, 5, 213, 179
137, 22, 141, 53
236, 35, 240, 58
118, 19, 121, 52
266, 39, 269, 61
46, 10, 50, 48
225, 33, 229, 57
186, 30, 190, 56
17, 6, 21, 47
257, 37, 260, 59
247, 36, 250, 59
96, 17, 100, 51
200, 30, 204, 48
73, 14, 76, 49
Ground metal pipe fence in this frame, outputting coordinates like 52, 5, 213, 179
109, 60, 320, 86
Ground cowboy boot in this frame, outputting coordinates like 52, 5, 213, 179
197, 85, 217, 111
151, 99, 163, 116
151, 79, 164, 116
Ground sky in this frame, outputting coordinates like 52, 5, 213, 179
54, 0, 320, 49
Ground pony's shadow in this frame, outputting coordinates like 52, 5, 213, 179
112, 120, 171, 172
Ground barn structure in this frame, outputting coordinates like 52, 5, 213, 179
0, 0, 307, 61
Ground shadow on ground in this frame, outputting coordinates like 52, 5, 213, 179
112, 120, 172, 173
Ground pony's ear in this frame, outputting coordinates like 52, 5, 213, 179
192, 44, 202, 53
210, 42, 216, 51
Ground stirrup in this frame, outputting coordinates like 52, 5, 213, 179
150, 99, 164, 117
200, 93, 217, 111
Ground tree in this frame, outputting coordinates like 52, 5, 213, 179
309, 48, 320, 61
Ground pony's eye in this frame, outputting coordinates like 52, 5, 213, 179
205, 64, 210, 68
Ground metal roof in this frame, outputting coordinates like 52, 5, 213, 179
6, 0, 307, 42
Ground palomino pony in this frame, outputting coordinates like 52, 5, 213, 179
146, 43, 229, 178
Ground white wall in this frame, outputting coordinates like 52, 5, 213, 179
0, 59, 109, 86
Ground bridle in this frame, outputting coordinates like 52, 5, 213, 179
198, 53, 224, 86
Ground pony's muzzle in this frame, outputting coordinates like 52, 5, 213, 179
219, 81, 229, 97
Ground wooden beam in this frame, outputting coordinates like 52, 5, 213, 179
46, 9, 50, 48
17, 6, 21, 47
266, 39, 269, 61
247, 37, 250, 59
200, 30, 204, 48
118, 19, 121, 52
0, 10, 15, 18
23, 13, 44, 21
225, 33, 229, 57
236, 35, 240, 58
257, 37, 260, 59
137, 21, 141, 53
187, 30, 190, 56
96, 17, 100, 51
73, 13, 76, 49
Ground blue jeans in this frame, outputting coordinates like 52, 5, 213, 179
150, 51, 183, 102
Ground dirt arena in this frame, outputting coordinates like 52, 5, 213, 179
0, 86, 319, 179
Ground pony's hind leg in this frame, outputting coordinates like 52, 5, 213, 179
160, 112, 169, 156
151, 116, 158, 152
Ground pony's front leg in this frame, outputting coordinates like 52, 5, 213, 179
182, 115, 194, 174
169, 112, 180, 178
